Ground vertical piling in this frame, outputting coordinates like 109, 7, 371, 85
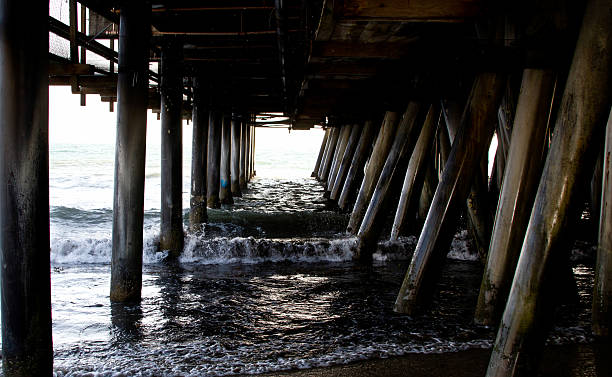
338, 120, 376, 211
317, 128, 334, 180
356, 103, 424, 260
251, 124, 256, 178
220, 113, 233, 204
474, 69, 556, 326
486, 0, 612, 373
190, 78, 208, 228
320, 127, 340, 182
347, 111, 399, 233
594, 108, 612, 337
327, 125, 351, 194
391, 105, 441, 240
331, 124, 362, 200
231, 114, 243, 197
394, 73, 505, 314
160, 40, 184, 257
0, 1, 52, 374
207, 111, 222, 208
110, 1, 151, 303
240, 120, 247, 189
245, 124, 252, 180
313, 129, 330, 177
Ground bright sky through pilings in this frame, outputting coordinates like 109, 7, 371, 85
49, 86, 325, 179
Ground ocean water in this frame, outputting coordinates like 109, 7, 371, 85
0, 124, 596, 376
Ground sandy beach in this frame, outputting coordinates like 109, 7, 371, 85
262, 344, 611, 377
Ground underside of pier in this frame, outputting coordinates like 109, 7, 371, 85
1, 0, 611, 376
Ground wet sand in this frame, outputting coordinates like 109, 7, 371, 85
261, 344, 611, 377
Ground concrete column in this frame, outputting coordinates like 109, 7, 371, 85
189, 78, 208, 228
220, 113, 233, 205
159, 40, 184, 257
240, 120, 247, 189
594, 108, 612, 337
487, 0, 612, 374
394, 73, 505, 315
338, 120, 376, 211
0, 1, 52, 374
231, 114, 242, 197
326, 125, 351, 194
312, 129, 330, 177
356, 103, 424, 261
320, 127, 340, 182
110, 1, 151, 303
474, 69, 556, 327
207, 111, 222, 208
347, 111, 399, 234
331, 124, 362, 200
391, 105, 441, 240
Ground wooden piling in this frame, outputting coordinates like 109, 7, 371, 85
338, 120, 376, 211
189, 78, 208, 228
347, 111, 399, 233
594, 108, 612, 337
394, 73, 505, 315
331, 124, 362, 200
316, 128, 333, 180
327, 125, 351, 194
110, 1, 151, 303
391, 105, 441, 240
486, 0, 612, 373
240, 121, 247, 189
251, 124, 256, 178
159, 40, 184, 257
231, 114, 243, 197
207, 111, 222, 208
474, 69, 556, 327
320, 127, 340, 182
220, 113, 234, 205
0, 1, 52, 374
356, 103, 424, 260
312, 129, 330, 177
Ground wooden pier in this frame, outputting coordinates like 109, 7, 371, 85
0, 0, 611, 375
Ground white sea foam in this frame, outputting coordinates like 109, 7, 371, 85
50, 230, 480, 265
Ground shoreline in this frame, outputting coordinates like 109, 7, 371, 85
259, 344, 611, 377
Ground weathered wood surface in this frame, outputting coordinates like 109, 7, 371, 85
475, 69, 556, 327
486, 0, 612, 374
394, 73, 505, 315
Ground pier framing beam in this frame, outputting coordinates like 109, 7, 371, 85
475, 69, 556, 326
231, 114, 243, 197
347, 111, 399, 233
160, 39, 184, 256
338, 120, 376, 211
356, 102, 424, 261
486, 0, 612, 373
110, 1, 151, 302
240, 120, 247, 189
394, 73, 505, 314
312, 129, 330, 177
327, 125, 351, 194
320, 127, 340, 182
0, 1, 52, 374
207, 111, 222, 208
189, 78, 208, 228
391, 105, 440, 240
331, 124, 362, 200
594, 108, 612, 337
220, 113, 234, 204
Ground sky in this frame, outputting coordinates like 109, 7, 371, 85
49, 86, 326, 178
